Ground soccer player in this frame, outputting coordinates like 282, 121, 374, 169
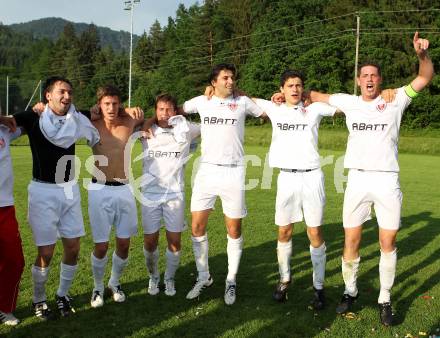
309, 32, 434, 326
140, 94, 200, 297
0, 116, 25, 326
253, 70, 337, 309
88, 85, 144, 308
10, 76, 100, 319
181, 63, 264, 305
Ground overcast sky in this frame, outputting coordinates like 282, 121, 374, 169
1, 0, 200, 35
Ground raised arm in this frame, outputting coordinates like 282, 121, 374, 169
139, 116, 156, 138
410, 31, 434, 93
309, 91, 331, 104
0, 115, 17, 132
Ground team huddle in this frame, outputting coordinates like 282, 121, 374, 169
0, 32, 434, 328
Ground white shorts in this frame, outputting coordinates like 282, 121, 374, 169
141, 193, 185, 234
28, 180, 85, 246
88, 183, 138, 243
343, 169, 402, 230
275, 169, 325, 227
190, 163, 246, 219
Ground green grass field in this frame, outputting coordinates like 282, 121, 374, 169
2, 129, 440, 338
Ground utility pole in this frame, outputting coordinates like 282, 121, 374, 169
353, 15, 360, 95
124, 0, 140, 107
6, 76, 9, 116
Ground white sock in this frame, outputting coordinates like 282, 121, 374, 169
277, 240, 292, 283
342, 256, 360, 297
57, 263, 78, 297
310, 242, 326, 290
143, 247, 160, 279
378, 249, 397, 304
226, 235, 243, 284
108, 252, 128, 287
191, 234, 209, 281
91, 253, 108, 292
32, 265, 50, 303
164, 248, 181, 281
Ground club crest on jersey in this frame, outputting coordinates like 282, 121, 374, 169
0, 137, 4, 148
376, 102, 387, 112
228, 102, 238, 111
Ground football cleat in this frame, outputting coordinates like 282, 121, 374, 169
90, 289, 104, 308
108, 284, 126, 303
186, 276, 214, 300
272, 280, 290, 302
148, 277, 160, 296
224, 282, 237, 305
33, 300, 54, 321
336, 293, 358, 314
164, 279, 176, 297
379, 302, 393, 326
56, 295, 75, 317
0, 311, 20, 326
310, 287, 326, 310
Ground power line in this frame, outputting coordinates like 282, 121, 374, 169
358, 8, 440, 14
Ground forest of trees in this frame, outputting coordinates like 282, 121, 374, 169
1, 0, 439, 128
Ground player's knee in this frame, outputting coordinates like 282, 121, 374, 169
144, 237, 158, 252
344, 237, 360, 253
307, 227, 323, 244
379, 238, 396, 252
278, 225, 292, 242
144, 242, 157, 252
37, 248, 54, 266
94, 243, 109, 259
192, 223, 207, 237
63, 241, 80, 262
116, 243, 130, 258
228, 227, 241, 238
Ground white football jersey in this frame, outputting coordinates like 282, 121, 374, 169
141, 121, 200, 194
255, 99, 336, 169
183, 95, 263, 165
329, 87, 411, 172
0, 126, 22, 206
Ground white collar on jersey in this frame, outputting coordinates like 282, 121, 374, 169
153, 115, 189, 144
39, 103, 100, 149
283, 101, 304, 109
211, 95, 236, 103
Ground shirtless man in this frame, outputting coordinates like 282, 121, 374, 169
88, 85, 144, 308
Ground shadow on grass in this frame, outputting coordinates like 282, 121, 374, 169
4, 212, 438, 338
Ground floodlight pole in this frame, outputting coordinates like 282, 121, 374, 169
6, 76, 9, 116
124, 0, 140, 107
354, 15, 360, 95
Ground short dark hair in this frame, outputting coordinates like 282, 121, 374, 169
358, 61, 382, 77
42, 76, 73, 103
209, 63, 237, 83
97, 84, 121, 103
280, 70, 305, 87
155, 93, 178, 111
